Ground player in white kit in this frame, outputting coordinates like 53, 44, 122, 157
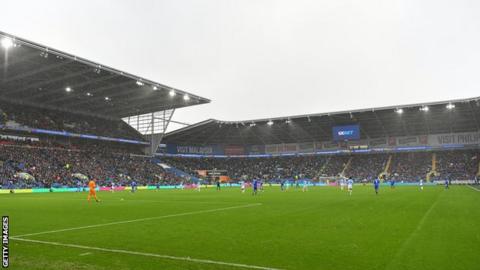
302, 180, 308, 192
241, 181, 246, 193
340, 178, 346, 190
419, 179, 424, 190
347, 177, 354, 196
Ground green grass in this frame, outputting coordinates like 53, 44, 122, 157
1, 185, 479, 270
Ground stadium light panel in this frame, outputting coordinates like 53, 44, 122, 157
105, 96, 110, 101
183, 94, 190, 101
267, 120, 274, 126
285, 119, 291, 124
249, 122, 256, 127
65, 87, 72, 92
419, 106, 429, 112
1, 37, 14, 49
446, 103, 455, 109
169, 89, 176, 97
86, 92, 92, 96
136, 81, 144, 86
395, 108, 403, 114
152, 86, 158, 91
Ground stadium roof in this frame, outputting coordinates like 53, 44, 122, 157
164, 96, 480, 145
0, 30, 210, 119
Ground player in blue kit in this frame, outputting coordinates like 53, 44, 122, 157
131, 180, 137, 193
390, 179, 395, 189
444, 179, 449, 189
252, 179, 258, 195
374, 178, 380, 195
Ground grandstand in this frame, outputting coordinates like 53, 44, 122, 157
0, 30, 210, 154
1, 30, 479, 188
160, 97, 480, 183
0, 30, 209, 190
1, 30, 478, 188
1, 30, 480, 270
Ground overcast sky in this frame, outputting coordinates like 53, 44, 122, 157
1, 0, 479, 131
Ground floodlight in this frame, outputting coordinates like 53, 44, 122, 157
1, 37, 13, 49
419, 106, 429, 112
446, 103, 455, 110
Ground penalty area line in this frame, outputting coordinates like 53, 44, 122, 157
11, 237, 283, 270
466, 185, 480, 192
13, 203, 262, 238
385, 195, 440, 270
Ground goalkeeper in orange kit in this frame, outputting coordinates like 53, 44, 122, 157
87, 179, 100, 202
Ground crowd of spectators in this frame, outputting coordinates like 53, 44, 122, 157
435, 150, 479, 180
162, 150, 480, 182
344, 154, 388, 181
0, 100, 142, 140
321, 155, 350, 177
0, 144, 182, 189
161, 155, 334, 182
389, 152, 432, 181
162, 155, 378, 182
1, 137, 479, 190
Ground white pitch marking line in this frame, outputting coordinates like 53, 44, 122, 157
466, 185, 480, 192
79, 252, 92, 256
11, 237, 282, 270
13, 203, 262, 238
385, 197, 440, 270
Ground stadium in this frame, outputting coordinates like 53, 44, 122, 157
1, 13, 480, 270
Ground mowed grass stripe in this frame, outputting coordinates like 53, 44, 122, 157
14, 203, 262, 238
11, 237, 283, 270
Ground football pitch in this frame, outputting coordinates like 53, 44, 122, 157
1, 185, 479, 270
